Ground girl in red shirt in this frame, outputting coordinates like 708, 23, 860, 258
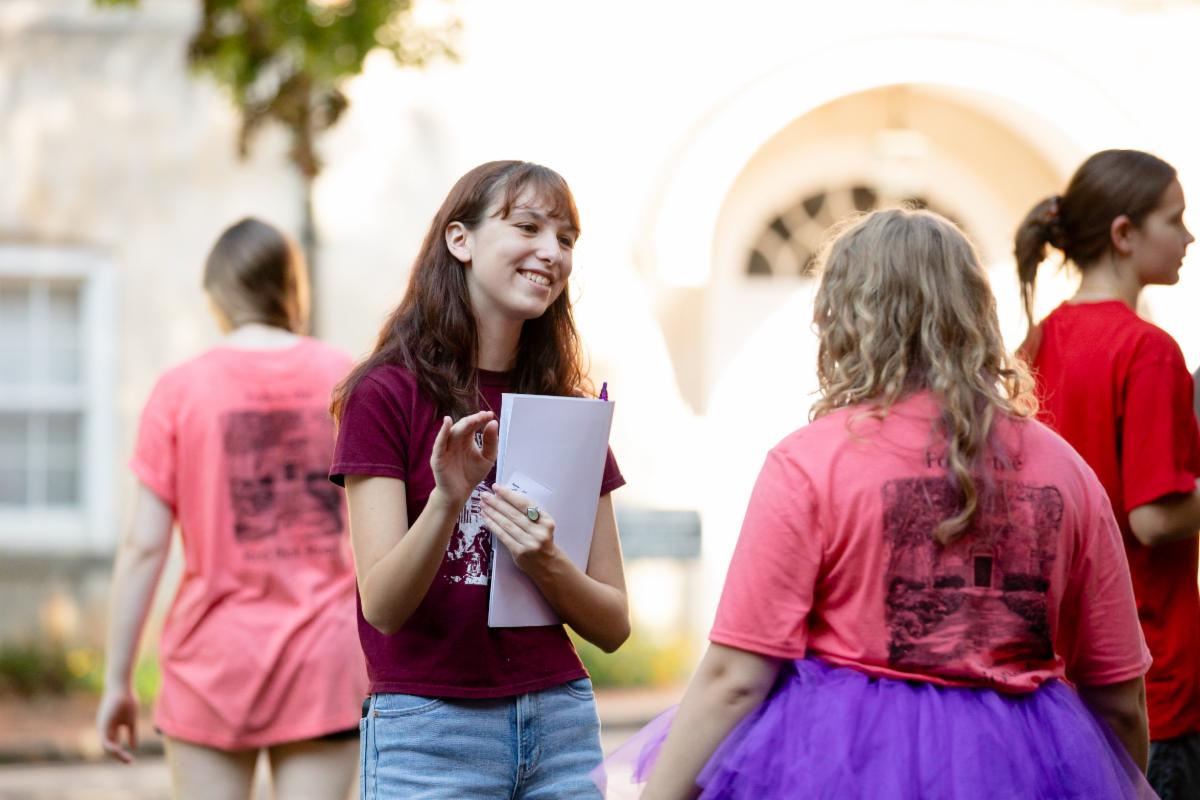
1016, 149, 1200, 799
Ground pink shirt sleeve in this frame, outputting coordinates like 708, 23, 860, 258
1121, 344, 1200, 512
1057, 490, 1152, 686
129, 374, 179, 509
709, 446, 822, 659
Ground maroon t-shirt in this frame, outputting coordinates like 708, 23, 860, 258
330, 364, 625, 698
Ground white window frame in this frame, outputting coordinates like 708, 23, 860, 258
0, 246, 116, 554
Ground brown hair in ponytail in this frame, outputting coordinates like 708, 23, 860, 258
203, 218, 310, 333
1014, 149, 1176, 326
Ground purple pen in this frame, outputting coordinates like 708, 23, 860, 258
599, 381, 608, 401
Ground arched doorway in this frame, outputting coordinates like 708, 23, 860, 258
643, 36, 1148, 628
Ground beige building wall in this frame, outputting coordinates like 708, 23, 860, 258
0, 0, 302, 641
3, 0, 1199, 644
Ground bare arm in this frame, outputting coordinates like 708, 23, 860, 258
346, 411, 498, 635
641, 644, 782, 800
483, 488, 630, 652
1078, 677, 1149, 771
1127, 480, 1200, 547
96, 483, 173, 763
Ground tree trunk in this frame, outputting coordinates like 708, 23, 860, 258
301, 178, 319, 336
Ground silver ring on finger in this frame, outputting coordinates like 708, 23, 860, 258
525, 506, 540, 522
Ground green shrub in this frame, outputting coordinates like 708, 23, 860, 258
571, 629, 696, 689
0, 642, 74, 696
0, 642, 160, 699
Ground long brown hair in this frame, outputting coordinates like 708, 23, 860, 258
812, 208, 1036, 544
203, 217, 309, 333
1015, 149, 1177, 326
331, 161, 590, 422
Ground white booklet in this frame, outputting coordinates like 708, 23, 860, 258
487, 393, 615, 627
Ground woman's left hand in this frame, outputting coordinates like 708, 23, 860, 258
481, 485, 561, 575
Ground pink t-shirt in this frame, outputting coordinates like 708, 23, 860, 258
711, 392, 1151, 692
131, 338, 368, 749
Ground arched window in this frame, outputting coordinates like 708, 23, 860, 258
745, 184, 953, 278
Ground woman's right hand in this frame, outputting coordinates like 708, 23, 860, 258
429, 411, 499, 506
96, 686, 139, 764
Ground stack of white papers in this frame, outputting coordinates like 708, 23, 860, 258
488, 393, 615, 627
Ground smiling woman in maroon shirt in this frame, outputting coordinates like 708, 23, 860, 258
329, 161, 628, 799
1016, 149, 1200, 799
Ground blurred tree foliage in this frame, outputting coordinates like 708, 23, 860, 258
96, 0, 458, 178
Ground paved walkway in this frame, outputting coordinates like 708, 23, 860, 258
0, 686, 682, 798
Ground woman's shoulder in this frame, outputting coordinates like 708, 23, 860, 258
768, 406, 864, 462
998, 413, 1076, 459
296, 336, 354, 370
1044, 302, 1181, 357
1080, 309, 1190, 372
153, 347, 226, 390
348, 360, 423, 406
136, 348, 234, 416
1125, 317, 1188, 365
173, 338, 353, 385
995, 413, 1105, 490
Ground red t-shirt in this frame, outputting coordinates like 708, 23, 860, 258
1031, 301, 1200, 740
710, 392, 1150, 692
330, 364, 625, 698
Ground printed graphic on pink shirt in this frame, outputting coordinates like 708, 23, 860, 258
223, 409, 344, 545
446, 481, 492, 585
883, 477, 1061, 673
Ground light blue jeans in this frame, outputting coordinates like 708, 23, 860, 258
359, 678, 603, 799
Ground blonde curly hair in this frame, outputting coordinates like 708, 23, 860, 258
811, 207, 1036, 544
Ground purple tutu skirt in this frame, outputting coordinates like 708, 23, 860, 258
596, 658, 1157, 799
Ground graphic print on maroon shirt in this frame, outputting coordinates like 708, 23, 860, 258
448, 480, 493, 585
884, 477, 1061, 673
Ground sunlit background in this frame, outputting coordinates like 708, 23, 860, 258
3, 0, 1200, 704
